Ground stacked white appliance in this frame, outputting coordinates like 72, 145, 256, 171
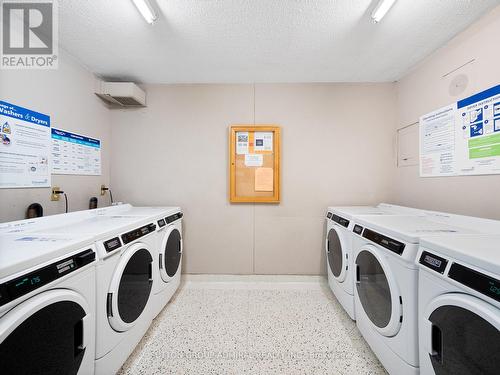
325, 204, 425, 320
350, 215, 482, 375
0, 233, 97, 375
417, 234, 500, 375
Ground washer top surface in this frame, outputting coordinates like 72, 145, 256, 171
356, 215, 478, 244
30, 215, 152, 239
421, 234, 500, 276
104, 206, 181, 217
328, 204, 423, 220
0, 233, 95, 279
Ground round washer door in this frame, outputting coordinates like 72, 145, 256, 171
159, 226, 182, 282
0, 289, 91, 375
108, 243, 153, 332
422, 293, 500, 375
325, 225, 347, 282
355, 245, 402, 336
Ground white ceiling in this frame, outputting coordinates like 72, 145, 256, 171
59, 0, 499, 83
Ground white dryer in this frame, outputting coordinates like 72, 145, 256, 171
154, 210, 183, 317
351, 215, 478, 375
25, 214, 160, 375
0, 234, 97, 375
98, 206, 183, 318
325, 204, 425, 320
417, 234, 500, 375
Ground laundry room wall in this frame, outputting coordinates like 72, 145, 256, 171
0, 50, 112, 222
110, 83, 397, 275
393, 4, 500, 220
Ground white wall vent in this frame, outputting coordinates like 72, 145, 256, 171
95, 81, 146, 107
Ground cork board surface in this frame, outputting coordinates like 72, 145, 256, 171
230, 126, 280, 203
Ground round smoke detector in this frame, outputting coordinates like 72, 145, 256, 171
448, 74, 468, 96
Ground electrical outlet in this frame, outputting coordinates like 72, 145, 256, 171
51, 186, 61, 201
101, 184, 107, 196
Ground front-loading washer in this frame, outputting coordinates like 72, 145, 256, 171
0, 233, 97, 374
351, 215, 479, 375
97, 206, 183, 318
417, 234, 500, 375
15, 211, 160, 374
325, 204, 426, 320
153, 209, 183, 317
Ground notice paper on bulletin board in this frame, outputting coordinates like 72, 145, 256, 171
51, 128, 101, 175
0, 101, 51, 188
420, 84, 500, 177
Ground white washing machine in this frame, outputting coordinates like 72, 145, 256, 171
0, 233, 97, 374
98, 206, 183, 318
153, 209, 183, 317
351, 215, 478, 375
417, 234, 500, 375
325, 204, 425, 320
23, 214, 160, 375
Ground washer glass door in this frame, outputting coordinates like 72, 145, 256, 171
355, 245, 401, 336
425, 294, 500, 375
108, 243, 153, 331
0, 290, 89, 375
326, 225, 347, 282
159, 226, 182, 282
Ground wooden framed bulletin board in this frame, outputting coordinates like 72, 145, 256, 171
229, 125, 281, 203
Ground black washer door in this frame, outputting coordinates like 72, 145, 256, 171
356, 250, 392, 328
327, 228, 343, 277
164, 228, 182, 278
118, 248, 153, 323
0, 301, 85, 375
429, 305, 500, 375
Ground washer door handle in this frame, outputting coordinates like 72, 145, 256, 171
74, 315, 87, 355
355, 265, 360, 284
107, 292, 113, 317
430, 324, 443, 363
159, 253, 163, 269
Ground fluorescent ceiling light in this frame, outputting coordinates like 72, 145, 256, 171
371, 0, 397, 23
131, 0, 158, 24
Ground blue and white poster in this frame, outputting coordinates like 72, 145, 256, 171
455, 84, 500, 176
420, 84, 500, 177
51, 128, 101, 175
0, 101, 51, 188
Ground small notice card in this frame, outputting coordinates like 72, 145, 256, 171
255, 167, 273, 191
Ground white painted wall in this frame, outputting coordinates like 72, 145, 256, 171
0, 50, 112, 221
110, 83, 397, 274
394, 5, 500, 219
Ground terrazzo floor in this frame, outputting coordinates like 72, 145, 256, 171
118, 275, 387, 375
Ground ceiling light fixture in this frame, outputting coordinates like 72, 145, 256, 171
131, 0, 158, 24
371, 0, 397, 23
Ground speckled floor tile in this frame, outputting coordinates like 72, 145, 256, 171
118, 275, 387, 375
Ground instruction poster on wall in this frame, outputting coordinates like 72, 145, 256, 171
51, 128, 101, 175
0, 101, 51, 188
455, 85, 500, 175
420, 84, 500, 177
419, 104, 457, 177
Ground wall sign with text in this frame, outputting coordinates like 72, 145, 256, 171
0, 101, 51, 188
420, 84, 500, 177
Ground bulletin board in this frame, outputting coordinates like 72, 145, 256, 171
229, 125, 280, 203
